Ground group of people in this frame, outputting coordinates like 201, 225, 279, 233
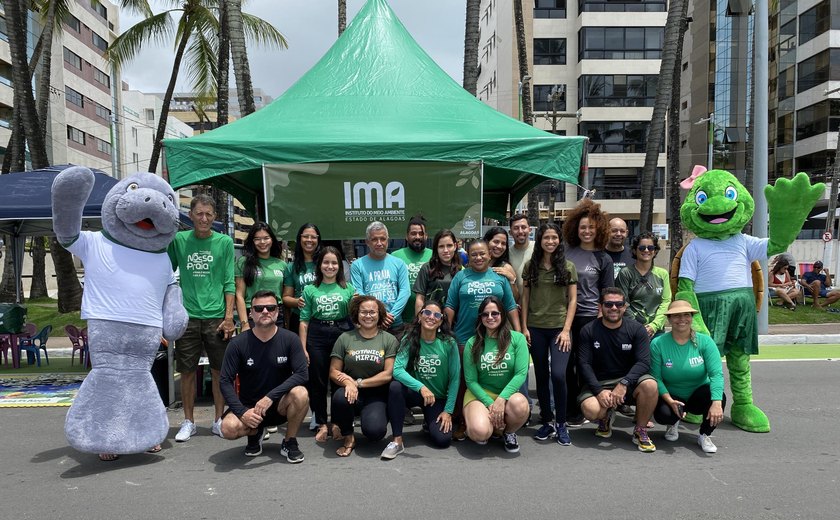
160, 194, 741, 464
768, 255, 839, 311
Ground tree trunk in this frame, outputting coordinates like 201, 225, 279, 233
667, 10, 690, 263
51, 238, 82, 312
228, 0, 255, 116
462, 0, 480, 96
338, 0, 346, 36
35, 0, 56, 144
217, 0, 230, 127
638, 0, 687, 233
513, 0, 532, 125
29, 237, 48, 299
0, 243, 17, 302
2, 110, 25, 173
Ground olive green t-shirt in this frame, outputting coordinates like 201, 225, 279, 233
300, 282, 356, 322
331, 329, 399, 380
523, 259, 578, 328
235, 256, 288, 309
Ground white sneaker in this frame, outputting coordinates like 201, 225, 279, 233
697, 433, 717, 453
665, 421, 679, 441
175, 419, 196, 442
380, 441, 405, 460
266, 426, 278, 434
211, 418, 223, 438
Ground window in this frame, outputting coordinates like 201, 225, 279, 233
585, 167, 665, 199
67, 126, 85, 145
132, 127, 138, 145
65, 15, 81, 33
534, 0, 566, 18
92, 32, 108, 52
533, 84, 567, 112
777, 66, 795, 101
798, 0, 838, 45
0, 15, 7, 42
96, 138, 111, 155
95, 103, 111, 121
534, 38, 566, 65
797, 49, 840, 93
579, 27, 664, 60
63, 47, 82, 70
65, 86, 84, 108
796, 100, 840, 141
91, 0, 108, 20
93, 67, 110, 88
579, 0, 666, 12
581, 121, 661, 153
145, 108, 155, 122
776, 113, 794, 145
132, 153, 139, 166
579, 75, 658, 107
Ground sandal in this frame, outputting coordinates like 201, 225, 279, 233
336, 435, 356, 457
331, 424, 344, 441
146, 445, 162, 454
315, 424, 330, 443
98, 453, 119, 462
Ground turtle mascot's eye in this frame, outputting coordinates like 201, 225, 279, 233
695, 190, 707, 205
725, 186, 737, 200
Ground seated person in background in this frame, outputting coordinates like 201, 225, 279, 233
801, 261, 840, 309
768, 256, 800, 310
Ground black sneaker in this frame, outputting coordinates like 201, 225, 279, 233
503, 432, 520, 453
533, 422, 557, 441
280, 437, 304, 463
244, 426, 265, 457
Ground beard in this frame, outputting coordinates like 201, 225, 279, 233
409, 240, 425, 253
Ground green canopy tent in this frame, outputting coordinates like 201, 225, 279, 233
164, 0, 585, 224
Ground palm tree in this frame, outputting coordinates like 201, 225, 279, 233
638, 0, 688, 233
666, 8, 691, 262
226, 0, 254, 116
216, 0, 229, 126
338, 0, 346, 36
462, 0, 480, 95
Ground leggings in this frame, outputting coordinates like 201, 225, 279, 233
331, 385, 388, 440
305, 320, 347, 425
453, 343, 467, 422
529, 326, 571, 425
568, 314, 598, 419
386, 380, 452, 448
653, 384, 728, 436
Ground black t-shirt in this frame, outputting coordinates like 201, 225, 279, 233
577, 318, 650, 395
219, 328, 309, 417
606, 248, 635, 281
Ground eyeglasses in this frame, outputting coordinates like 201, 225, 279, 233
479, 310, 502, 319
637, 245, 656, 252
421, 309, 443, 320
253, 237, 272, 243
253, 304, 278, 313
601, 300, 626, 308
359, 310, 378, 317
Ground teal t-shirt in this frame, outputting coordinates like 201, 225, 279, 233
235, 255, 288, 309
650, 332, 724, 401
349, 254, 411, 325
331, 329, 399, 380
393, 336, 461, 414
462, 331, 529, 407
392, 247, 432, 323
168, 231, 235, 319
283, 261, 316, 316
300, 282, 356, 322
445, 268, 517, 344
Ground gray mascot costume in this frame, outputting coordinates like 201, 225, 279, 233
53, 166, 188, 454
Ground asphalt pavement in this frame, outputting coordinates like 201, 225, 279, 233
2, 360, 839, 519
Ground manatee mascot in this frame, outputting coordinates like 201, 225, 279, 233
674, 166, 824, 433
53, 166, 188, 456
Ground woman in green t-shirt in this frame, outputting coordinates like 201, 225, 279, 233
283, 223, 321, 333
616, 232, 672, 338
235, 222, 287, 331
299, 246, 355, 443
463, 296, 530, 453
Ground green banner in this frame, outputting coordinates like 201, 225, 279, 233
263, 162, 483, 240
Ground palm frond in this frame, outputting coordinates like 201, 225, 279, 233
242, 13, 288, 50
106, 12, 175, 67
185, 28, 220, 99
119, 0, 154, 18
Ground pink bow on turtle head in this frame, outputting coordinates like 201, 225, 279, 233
680, 165, 707, 190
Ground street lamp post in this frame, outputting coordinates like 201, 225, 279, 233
694, 112, 715, 169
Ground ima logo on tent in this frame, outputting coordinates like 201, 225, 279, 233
343, 181, 405, 210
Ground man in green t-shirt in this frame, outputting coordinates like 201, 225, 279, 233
391, 216, 432, 328
168, 194, 236, 442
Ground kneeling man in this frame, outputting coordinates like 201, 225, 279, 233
220, 290, 309, 462
578, 287, 658, 452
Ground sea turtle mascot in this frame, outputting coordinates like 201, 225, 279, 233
673, 165, 824, 433
53, 166, 188, 455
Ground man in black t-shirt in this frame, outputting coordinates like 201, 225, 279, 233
577, 287, 658, 452
605, 218, 634, 281
219, 290, 309, 462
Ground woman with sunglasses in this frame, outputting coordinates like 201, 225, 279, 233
413, 229, 462, 315
235, 223, 287, 331
329, 295, 398, 457
616, 232, 672, 339
521, 223, 577, 445
283, 223, 321, 333
299, 246, 356, 443
381, 301, 460, 459
463, 296, 530, 452
483, 226, 520, 301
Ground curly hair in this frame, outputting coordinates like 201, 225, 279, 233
241, 222, 283, 286
400, 301, 455, 372
561, 198, 609, 250
470, 296, 512, 365
349, 295, 388, 328
524, 223, 571, 287
630, 232, 661, 260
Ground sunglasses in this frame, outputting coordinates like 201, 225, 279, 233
637, 245, 656, 252
252, 304, 278, 313
421, 309, 443, 320
479, 310, 502, 319
602, 300, 626, 308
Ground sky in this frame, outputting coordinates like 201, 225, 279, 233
119, 0, 467, 98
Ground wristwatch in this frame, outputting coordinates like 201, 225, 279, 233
356, 378, 363, 388
619, 378, 630, 387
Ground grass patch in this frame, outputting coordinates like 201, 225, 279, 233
0, 356, 89, 377
751, 344, 840, 360
11, 297, 85, 337
767, 302, 840, 325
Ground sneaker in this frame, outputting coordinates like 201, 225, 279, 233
453, 423, 467, 442
266, 426, 279, 434
534, 422, 557, 441
697, 433, 717, 453
566, 415, 587, 428
617, 404, 635, 418
244, 426, 265, 457
555, 423, 572, 446
175, 420, 197, 442
633, 426, 656, 452
595, 409, 615, 438
503, 432, 520, 453
665, 421, 680, 442
211, 418, 223, 437
280, 437, 305, 463
380, 441, 405, 460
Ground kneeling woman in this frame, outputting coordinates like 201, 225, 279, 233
382, 301, 460, 459
463, 297, 530, 453
329, 295, 399, 457
650, 300, 726, 454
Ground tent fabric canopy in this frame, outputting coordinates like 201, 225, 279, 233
164, 0, 585, 219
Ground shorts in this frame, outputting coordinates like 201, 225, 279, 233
577, 374, 655, 405
176, 318, 229, 372
463, 389, 499, 408
223, 404, 288, 428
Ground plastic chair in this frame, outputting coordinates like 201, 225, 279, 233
65, 324, 85, 366
0, 335, 13, 365
80, 327, 90, 367
19, 324, 51, 367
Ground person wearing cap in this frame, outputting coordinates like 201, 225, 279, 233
801, 261, 840, 309
650, 300, 725, 454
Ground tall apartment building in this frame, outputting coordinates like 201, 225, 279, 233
0, 7, 23, 163
476, 0, 668, 232
120, 86, 193, 175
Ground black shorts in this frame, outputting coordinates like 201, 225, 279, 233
223, 403, 288, 428
577, 374, 655, 405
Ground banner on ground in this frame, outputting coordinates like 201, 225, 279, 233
263, 162, 483, 240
